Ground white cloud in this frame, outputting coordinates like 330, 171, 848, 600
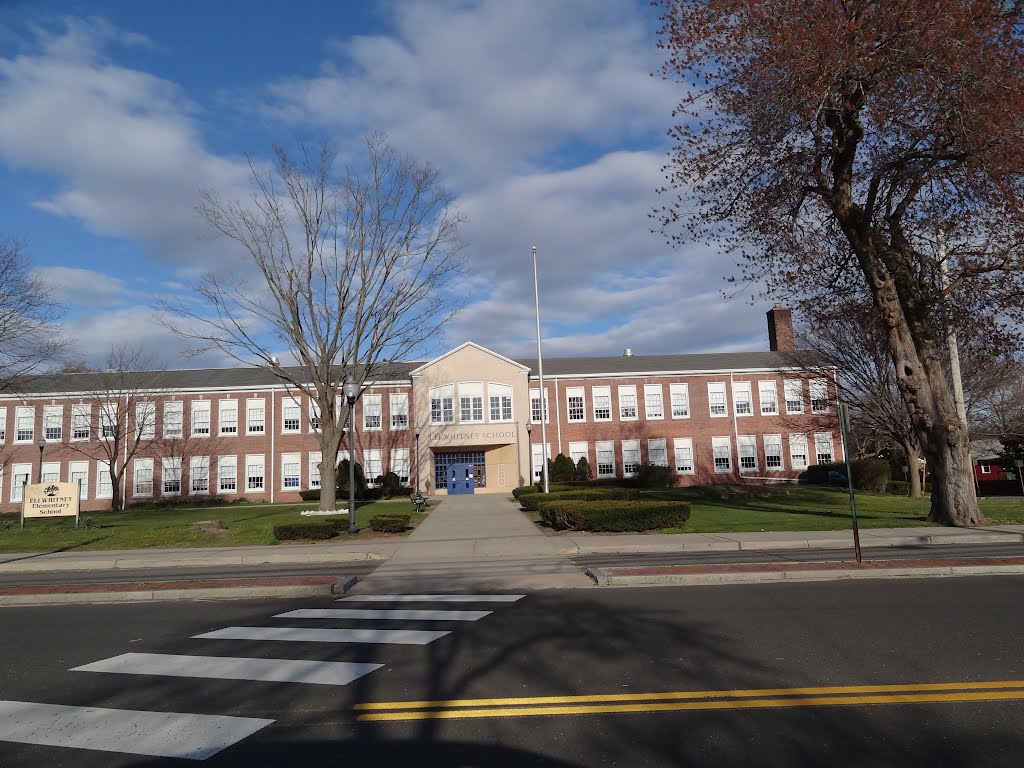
34, 265, 128, 307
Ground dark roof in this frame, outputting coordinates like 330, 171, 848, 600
516, 350, 831, 377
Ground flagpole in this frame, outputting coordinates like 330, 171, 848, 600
532, 245, 549, 493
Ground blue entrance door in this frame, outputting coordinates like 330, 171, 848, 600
447, 463, 475, 494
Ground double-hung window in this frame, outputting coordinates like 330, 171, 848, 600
618, 385, 638, 420
811, 379, 830, 413
246, 399, 265, 434
191, 456, 210, 494
567, 387, 585, 423
100, 403, 117, 439
530, 388, 549, 424
488, 385, 513, 422
134, 458, 154, 496
309, 399, 322, 431
246, 455, 265, 492
592, 386, 611, 421
712, 436, 732, 472
708, 383, 727, 417
364, 449, 383, 485
459, 383, 484, 423
15, 406, 34, 442
282, 452, 301, 489
789, 434, 809, 470
644, 385, 664, 419
732, 382, 752, 416
363, 394, 382, 430
0, 407, 6, 442
430, 385, 454, 424
737, 435, 757, 472
282, 397, 302, 433
219, 399, 238, 435
391, 448, 410, 485
670, 384, 689, 418
531, 442, 551, 482
759, 381, 779, 415
96, 460, 113, 499
71, 404, 91, 441
191, 401, 211, 436
815, 432, 835, 464
595, 441, 615, 479
674, 438, 694, 474
622, 440, 641, 477
784, 380, 804, 414
137, 402, 156, 440
11, 464, 31, 502
161, 402, 181, 439
309, 452, 322, 489
162, 457, 182, 495
764, 434, 783, 470
391, 393, 409, 429
568, 441, 588, 467
69, 461, 89, 499
44, 405, 63, 441
648, 438, 668, 467
219, 456, 237, 493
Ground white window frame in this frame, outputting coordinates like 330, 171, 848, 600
161, 401, 181, 439
488, 384, 513, 423
732, 382, 753, 417
648, 438, 668, 467
759, 381, 779, 416
363, 393, 383, 431
785, 380, 804, 415
592, 386, 612, 422
10, 463, 31, 502
815, 432, 835, 465
15, 406, 34, 443
530, 388, 550, 424
568, 441, 588, 467
737, 435, 757, 473
458, 382, 484, 424
282, 396, 302, 434
96, 460, 113, 499
708, 382, 727, 417
430, 385, 455, 424
71, 404, 91, 441
566, 387, 586, 423
390, 393, 409, 429
364, 448, 383, 485
100, 402, 117, 440
670, 383, 690, 419
281, 452, 301, 490
134, 458, 154, 497
190, 456, 210, 494
69, 461, 89, 499
191, 400, 211, 437
309, 452, 322, 489
308, 398, 322, 432
595, 440, 616, 479
712, 436, 732, 473
219, 399, 238, 435
531, 442, 552, 482
618, 385, 638, 421
43, 405, 63, 442
246, 454, 265, 492
764, 434, 784, 471
789, 433, 809, 470
40, 461, 59, 484
391, 448, 410, 485
811, 379, 830, 414
219, 455, 238, 494
0, 407, 6, 443
674, 438, 695, 475
162, 457, 182, 495
622, 439, 641, 477
643, 384, 664, 420
246, 398, 266, 435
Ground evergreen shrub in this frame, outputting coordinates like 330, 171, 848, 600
369, 514, 411, 532
273, 518, 347, 541
537, 500, 691, 532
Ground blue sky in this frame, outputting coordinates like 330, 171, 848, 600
0, 0, 776, 368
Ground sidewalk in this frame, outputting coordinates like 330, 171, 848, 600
1, 498, 1023, 603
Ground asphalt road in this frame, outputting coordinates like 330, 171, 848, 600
3, 577, 1024, 766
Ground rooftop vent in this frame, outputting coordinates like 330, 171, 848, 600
623, 348, 634, 357
269, 356, 280, 367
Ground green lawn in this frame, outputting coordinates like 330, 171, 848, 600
0, 498, 429, 554
521, 485, 1024, 534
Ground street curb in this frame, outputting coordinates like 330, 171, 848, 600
585, 563, 1024, 587
0, 575, 359, 607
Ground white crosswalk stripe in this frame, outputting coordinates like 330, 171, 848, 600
338, 593, 526, 603
193, 626, 450, 645
71, 652, 383, 686
0, 700, 273, 761
275, 608, 493, 621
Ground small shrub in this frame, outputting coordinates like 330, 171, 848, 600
380, 472, 403, 498
299, 489, 321, 501
549, 454, 576, 483
0, 517, 16, 531
887, 480, 910, 496
273, 519, 347, 541
233, 496, 252, 504
574, 456, 593, 481
537, 500, 691, 532
369, 514, 411, 533
630, 463, 677, 489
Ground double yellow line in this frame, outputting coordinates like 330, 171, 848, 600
355, 680, 1024, 722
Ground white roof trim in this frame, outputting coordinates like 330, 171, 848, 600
409, 341, 531, 376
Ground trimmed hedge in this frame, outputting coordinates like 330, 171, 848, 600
886, 480, 910, 496
369, 514, 411, 532
512, 485, 539, 499
802, 460, 890, 492
519, 488, 640, 512
273, 518, 347, 541
537, 500, 691, 532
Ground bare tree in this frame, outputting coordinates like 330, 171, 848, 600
655, 1, 1024, 525
160, 135, 465, 511
0, 235, 67, 390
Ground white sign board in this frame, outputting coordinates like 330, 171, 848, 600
22, 482, 81, 520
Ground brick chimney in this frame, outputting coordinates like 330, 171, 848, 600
767, 306, 795, 352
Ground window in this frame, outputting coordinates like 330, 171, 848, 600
219, 456, 237, 493
282, 452, 301, 490
100, 403, 117, 439
134, 458, 154, 496
531, 443, 551, 481
643, 385, 664, 420
618, 385, 638, 420
40, 462, 59, 483
738, 435, 757, 472
246, 398, 265, 434
15, 406, 34, 442
622, 440, 641, 477
430, 385, 454, 424
459, 383, 484, 423
246, 455, 265, 492
815, 432, 835, 464
568, 441, 588, 467
764, 434, 783, 470
392, 448, 410, 485
759, 381, 779, 415
789, 433, 809, 470
162, 401, 181, 439
811, 379, 830, 413
309, 399, 322, 431
592, 386, 611, 421
191, 456, 210, 494
282, 397, 302, 433
595, 441, 615, 479
191, 400, 211, 436
648, 438, 668, 467
391, 393, 409, 429
134, 402, 155, 440
0, 408, 6, 442
981, 464, 992, 475
567, 387, 585, 422
674, 438, 694, 474
784, 380, 804, 414
363, 394, 382, 430
733, 382, 752, 416
670, 384, 689, 418
309, 452, 322, 489
488, 384, 513, 422
43, 405, 63, 441
162, 457, 182, 495
69, 461, 88, 498
96, 460, 112, 499
530, 388, 549, 423
71, 404, 90, 441
708, 383, 727, 417
219, 399, 238, 435
10, 463, 31, 502
364, 449, 383, 484
712, 436, 732, 473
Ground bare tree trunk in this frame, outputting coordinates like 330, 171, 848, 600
110, 468, 124, 511
898, 436, 922, 498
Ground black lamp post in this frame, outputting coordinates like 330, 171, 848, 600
343, 375, 359, 533
36, 437, 46, 484
414, 425, 421, 494
526, 422, 533, 483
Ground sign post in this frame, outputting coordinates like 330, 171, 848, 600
20, 482, 81, 529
